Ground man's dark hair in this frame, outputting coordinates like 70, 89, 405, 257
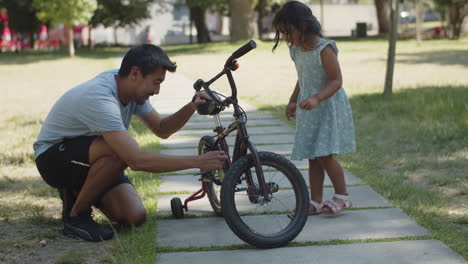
118, 44, 177, 77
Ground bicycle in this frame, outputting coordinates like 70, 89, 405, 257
170, 40, 310, 249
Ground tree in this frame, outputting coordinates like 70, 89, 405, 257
255, 0, 284, 40
90, 0, 152, 46
383, 0, 401, 96
0, 0, 42, 47
174, 0, 227, 44
434, 0, 467, 39
33, 0, 97, 57
229, 0, 257, 41
375, 0, 391, 34
185, 0, 214, 43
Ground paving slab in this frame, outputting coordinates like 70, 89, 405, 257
161, 143, 294, 156
179, 118, 284, 129
172, 125, 294, 137
160, 134, 295, 148
188, 112, 278, 123
160, 164, 357, 180
157, 240, 468, 264
156, 208, 428, 248
158, 169, 361, 193
157, 185, 391, 215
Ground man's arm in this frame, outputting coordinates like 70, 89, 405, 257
140, 92, 209, 139
101, 130, 226, 172
140, 103, 195, 139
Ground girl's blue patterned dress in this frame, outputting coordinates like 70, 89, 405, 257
290, 39, 356, 159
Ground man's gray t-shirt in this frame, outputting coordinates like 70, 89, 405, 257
33, 69, 153, 159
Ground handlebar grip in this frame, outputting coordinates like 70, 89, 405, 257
231, 40, 257, 60
204, 85, 224, 105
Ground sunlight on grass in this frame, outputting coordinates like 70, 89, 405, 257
1, 39, 467, 263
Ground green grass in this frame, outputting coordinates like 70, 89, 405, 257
1, 37, 467, 262
260, 86, 468, 258
169, 38, 467, 259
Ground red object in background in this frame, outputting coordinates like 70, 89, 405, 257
21, 34, 31, 49
434, 26, 442, 36
0, 10, 8, 24
1, 25, 11, 41
38, 24, 48, 49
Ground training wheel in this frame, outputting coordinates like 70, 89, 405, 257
170, 197, 184, 219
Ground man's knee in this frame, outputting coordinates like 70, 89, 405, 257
124, 206, 147, 226
102, 154, 128, 172
90, 137, 128, 171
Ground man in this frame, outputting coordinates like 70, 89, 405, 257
33, 44, 227, 242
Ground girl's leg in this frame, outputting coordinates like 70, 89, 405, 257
318, 155, 351, 214
309, 158, 325, 209
317, 155, 347, 196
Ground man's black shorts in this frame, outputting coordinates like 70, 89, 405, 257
35, 136, 131, 193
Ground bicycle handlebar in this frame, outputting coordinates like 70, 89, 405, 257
225, 40, 257, 66
193, 40, 257, 110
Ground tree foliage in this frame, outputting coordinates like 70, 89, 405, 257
90, 0, 153, 28
33, 0, 97, 26
33, 0, 97, 56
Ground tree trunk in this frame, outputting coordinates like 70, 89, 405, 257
68, 26, 75, 57
88, 25, 94, 50
320, 0, 324, 28
229, 0, 258, 41
114, 26, 118, 45
448, 4, 466, 39
383, 0, 399, 96
375, 0, 391, 35
257, 0, 266, 40
190, 6, 211, 43
415, 0, 423, 43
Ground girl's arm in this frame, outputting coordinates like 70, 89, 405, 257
300, 46, 343, 110
289, 80, 300, 103
286, 81, 300, 120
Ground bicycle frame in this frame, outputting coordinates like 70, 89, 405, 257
183, 40, 272, 211
205, 66, 271, 201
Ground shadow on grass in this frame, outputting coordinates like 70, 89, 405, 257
396, 49, 468, 67
0, 47, 128, 65
259, 85, 468, 258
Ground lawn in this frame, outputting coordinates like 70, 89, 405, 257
0, 37, 467, 263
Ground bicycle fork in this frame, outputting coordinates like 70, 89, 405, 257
233, 122, 272, 204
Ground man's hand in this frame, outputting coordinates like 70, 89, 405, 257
299, 95, 320, 110
198, 150, 228, 171
192, 91, 211, 107
285, 101, 297, 120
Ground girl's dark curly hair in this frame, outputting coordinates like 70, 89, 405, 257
272, 1, 322, 51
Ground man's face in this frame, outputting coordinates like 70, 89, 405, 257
134, 67, 166, 105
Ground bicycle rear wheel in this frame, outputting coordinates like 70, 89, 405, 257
198, 136, 225, 216
221, 151, 309, 248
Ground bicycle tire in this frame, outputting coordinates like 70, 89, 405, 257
198, 136, 224, 216
221, 151, 309, 248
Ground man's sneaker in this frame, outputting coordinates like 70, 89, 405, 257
63, 212, 114, 242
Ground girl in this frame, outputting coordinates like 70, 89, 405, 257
272, 1, 356, 215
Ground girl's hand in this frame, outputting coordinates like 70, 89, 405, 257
285, 102, 297, 120
299, 95, 320, 110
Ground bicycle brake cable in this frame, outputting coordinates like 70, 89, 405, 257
212, 91, 247, 124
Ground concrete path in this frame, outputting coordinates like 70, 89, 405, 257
152, 73, 466, 263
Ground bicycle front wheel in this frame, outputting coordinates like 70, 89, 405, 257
221, 151, 309, 248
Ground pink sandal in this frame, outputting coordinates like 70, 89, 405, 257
308, 200, 323, 215
321, 194, 352, 215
